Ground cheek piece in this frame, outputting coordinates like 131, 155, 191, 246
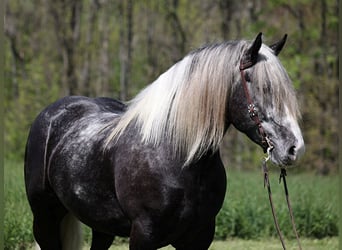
239, 60, 273, 154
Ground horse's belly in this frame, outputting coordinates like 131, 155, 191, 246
62, 183, 131, 236
49, 157, 131, 236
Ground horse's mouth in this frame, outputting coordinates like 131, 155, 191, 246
269, 148, 297, 167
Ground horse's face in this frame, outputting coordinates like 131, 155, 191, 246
228, 34, 305, 166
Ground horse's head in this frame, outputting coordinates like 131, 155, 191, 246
228, 33, 305, 166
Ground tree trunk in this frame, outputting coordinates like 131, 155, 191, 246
97, 0, 110, 96
165, 0, 186, 62
79, 0, 99, 96
146, 5, 157, 80
47, 0, 82, 95
219, 0, 232, 40
119, 0, 133, 101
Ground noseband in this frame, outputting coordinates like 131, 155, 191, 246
239, 60, 302, 250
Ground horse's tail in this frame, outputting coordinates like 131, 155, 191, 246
60, 213, 83, 250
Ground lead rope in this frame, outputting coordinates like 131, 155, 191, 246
263, 148, 302, 250
279, 168, 302, 250
263, 146, 286, 250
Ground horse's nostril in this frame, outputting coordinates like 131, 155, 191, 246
288, 146, 296, 156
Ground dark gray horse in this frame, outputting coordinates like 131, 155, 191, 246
25, 33, 304, 250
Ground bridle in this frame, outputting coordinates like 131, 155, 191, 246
239, 59, 302, 250
239, 61, 272, 152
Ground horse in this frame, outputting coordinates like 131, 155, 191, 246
24, 33, 305, 250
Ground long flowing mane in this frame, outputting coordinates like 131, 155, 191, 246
107, 40, 300, 165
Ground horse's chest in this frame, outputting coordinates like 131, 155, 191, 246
184, 170, 227, 220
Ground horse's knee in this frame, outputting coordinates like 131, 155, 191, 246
172, 220, 215, 250
129, 219, 158, 250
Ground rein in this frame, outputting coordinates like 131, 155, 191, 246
239, 62, 302, 250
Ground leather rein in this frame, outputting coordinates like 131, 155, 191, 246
239, 61, 302, 250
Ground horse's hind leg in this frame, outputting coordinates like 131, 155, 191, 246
32, 201, 68, 250
90, 229, 115, 250
33, 216, 61, 250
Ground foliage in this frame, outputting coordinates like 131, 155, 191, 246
4, 161, 338, 249
4, 1, 338, 171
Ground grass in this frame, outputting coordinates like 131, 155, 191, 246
94, 237, 339, 250
24, 237, 339, 250
4, 160, 339, 249
4, 161, 34, 249
215, 168, 339, 239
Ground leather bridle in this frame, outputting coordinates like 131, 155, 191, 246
239, 59, 302, 250
239, 61, 272, 151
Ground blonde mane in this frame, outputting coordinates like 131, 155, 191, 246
106, 40, 299, 165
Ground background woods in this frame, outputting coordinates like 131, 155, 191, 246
3, 1, 339, 248
4, 0, 339, 174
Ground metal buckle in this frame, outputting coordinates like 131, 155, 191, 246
264, 136, 274, 162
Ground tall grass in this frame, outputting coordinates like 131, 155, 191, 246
4, 161, 339, 249
215, 168, 339, 240
4, 161, 34, 249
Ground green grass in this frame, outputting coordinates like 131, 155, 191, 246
24, 237, 340, 250
215, 168, 339, 239
4, 160, 339, 249
96, 237, 339, 250
4, 161, 34, 249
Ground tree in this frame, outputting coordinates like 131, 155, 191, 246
4, 0, 338, 174
46, 0, 82, 95
118, 0, 134, 101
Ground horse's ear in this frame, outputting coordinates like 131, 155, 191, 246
269, 34, 287, 56
240, 32, 262, 70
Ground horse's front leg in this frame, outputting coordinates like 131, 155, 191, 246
171, 219, 216, 250
129, 217, 160, 250
129, 221, 157, 250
